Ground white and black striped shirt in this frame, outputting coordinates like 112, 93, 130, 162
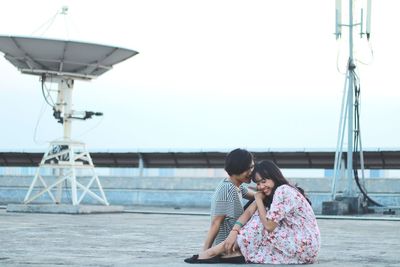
210, 178, 250, 245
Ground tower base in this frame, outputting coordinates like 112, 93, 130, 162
24, 140, 109, 206
322, 196, 361, 215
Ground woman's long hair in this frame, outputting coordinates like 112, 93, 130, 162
251, 160, 311, 208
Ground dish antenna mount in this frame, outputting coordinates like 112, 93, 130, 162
0, 35, 138, 206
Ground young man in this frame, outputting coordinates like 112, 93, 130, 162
202, 148, 255, 250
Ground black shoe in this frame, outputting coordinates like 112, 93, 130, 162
184, 254, 221, 264
220, 255, 246, 264
184, 255, 199, 263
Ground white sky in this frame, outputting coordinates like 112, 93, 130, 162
0, 0, 399, 152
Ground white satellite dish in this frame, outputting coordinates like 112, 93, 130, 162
0, 35, 138, 207
0, 35, 138, 79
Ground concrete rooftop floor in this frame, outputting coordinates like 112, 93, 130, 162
0, 206, 399, 267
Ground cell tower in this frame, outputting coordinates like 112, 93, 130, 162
330, 0, 378, 212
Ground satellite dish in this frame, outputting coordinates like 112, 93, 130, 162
0, 35, 138, 207
0, 35, 138, 79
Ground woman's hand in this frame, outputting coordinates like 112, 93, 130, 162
255, 191, 266, 202
255, 191, 267, 212
224, 230, 238, 253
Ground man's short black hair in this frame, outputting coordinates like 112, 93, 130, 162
224, 148, 254, 176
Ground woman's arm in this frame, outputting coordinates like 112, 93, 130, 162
202, 215, 225, 251
255, 192, 278, 232
224, 201, 258, 252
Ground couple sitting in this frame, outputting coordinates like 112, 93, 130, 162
184, 148, 320, 264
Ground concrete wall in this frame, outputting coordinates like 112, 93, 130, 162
1, 175, 399, 214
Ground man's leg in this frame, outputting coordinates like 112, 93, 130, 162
198, 241, 243, 259
198, 241, 226, 259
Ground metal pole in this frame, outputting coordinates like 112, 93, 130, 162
345, 0, 355, 197
138, 153, 144, 177
332, 68, 349, 200
62, 78, 73, 140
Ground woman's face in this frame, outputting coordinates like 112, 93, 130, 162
254, 173, 275, 196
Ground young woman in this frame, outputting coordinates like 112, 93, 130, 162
185, 160, 320, 264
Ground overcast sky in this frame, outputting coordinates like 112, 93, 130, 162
0, 0, 399, 152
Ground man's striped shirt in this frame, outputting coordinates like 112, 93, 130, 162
210, 178, 250, 245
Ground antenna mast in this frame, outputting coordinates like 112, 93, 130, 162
331, 0, 372, 212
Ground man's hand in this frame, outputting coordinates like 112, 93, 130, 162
224, 231, 238, 253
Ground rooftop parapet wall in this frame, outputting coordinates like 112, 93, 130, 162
0, 175, 399, 193
0, 176, 399, 214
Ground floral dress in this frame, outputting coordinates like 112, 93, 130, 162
236, 184, 321, 264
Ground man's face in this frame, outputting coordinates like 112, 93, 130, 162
239, 161, 254, 183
